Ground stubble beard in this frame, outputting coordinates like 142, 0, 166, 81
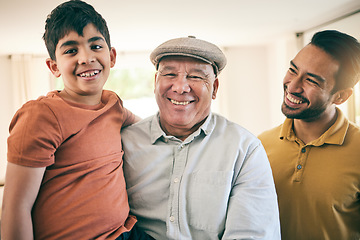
281, 101, 328, 120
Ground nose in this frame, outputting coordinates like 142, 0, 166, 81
285, 75, 303, 93
78, 48, 95, 65
171, 75, 191, 94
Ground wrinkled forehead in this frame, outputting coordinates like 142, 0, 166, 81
158, 56, 216, 75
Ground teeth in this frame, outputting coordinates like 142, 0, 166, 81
287, 94, 303, 104
171, 99, 190, 105
79, 70, 99, 77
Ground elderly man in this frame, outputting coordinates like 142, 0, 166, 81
122, 36, 281, 240
258, 30, 360, 239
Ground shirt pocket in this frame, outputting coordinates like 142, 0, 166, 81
187, 171, 233, 232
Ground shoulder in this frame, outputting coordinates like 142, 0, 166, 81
210, 114, 263, 149
9, 96, 63, 142
30, 91, 66, 111
210, 115, 273, 174
102, 89, 120, 99
10, 92, 70, 130
258, 124, 283, 142
101, 90, 123, 106
257, 124, 285, 153
212, 113, 256, 137
345, 121, 360, 140
122, 115, 153, 136
16, 93, 59, 117
121, 115, 155, 152
348, 121, 360, 133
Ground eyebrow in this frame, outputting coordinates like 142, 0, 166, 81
290, 60, 325, 83
59, 36, 105, 49
189, 68, 210, 77
159, 66, 211, 78
159, 66, 176, 72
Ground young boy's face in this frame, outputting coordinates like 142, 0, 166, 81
46, 23, 116, 104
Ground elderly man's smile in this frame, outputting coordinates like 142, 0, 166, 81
169, 98, 193, 106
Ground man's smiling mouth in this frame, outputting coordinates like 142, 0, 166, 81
170, 99, 191, 105
286, 94, 303, 104
78, 70, 100, 77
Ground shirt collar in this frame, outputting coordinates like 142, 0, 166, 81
150, 112, 214, 144
279, 107, 349, 146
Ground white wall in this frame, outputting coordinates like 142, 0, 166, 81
215, 33, 299, 136
218, 45, 272, 135
303, 12, 360, 46
265, 34, 300, 130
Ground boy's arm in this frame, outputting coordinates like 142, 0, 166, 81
1, 162, 46, 240
122, 107, 141, 127
133, 115, 142, 123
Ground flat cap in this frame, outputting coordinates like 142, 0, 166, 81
150, 36, 227, 75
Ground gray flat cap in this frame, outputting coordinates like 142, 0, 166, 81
150, 36, 227, 75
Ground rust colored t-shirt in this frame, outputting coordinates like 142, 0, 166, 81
7, 90, 136, 239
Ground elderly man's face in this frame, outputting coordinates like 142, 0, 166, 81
155, 56, 218, 139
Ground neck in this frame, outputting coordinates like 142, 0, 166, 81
293, 107, 338, 144
160, 118, 207, 141
59, 90, 102, 105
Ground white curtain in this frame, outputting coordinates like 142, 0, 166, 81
10, 54, 51, 112
0, 55, 51, 182
11, 55, 32, 111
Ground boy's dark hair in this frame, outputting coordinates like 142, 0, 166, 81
310, 30, 360, 91
43, 0, 111, 60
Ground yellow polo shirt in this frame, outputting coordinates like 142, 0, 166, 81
258, 108, 360, 240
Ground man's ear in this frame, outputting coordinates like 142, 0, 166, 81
212, 78, 219, 100
332, 88, 353, 105
46, 58, 61, 78
154, 72, 158, 94
110, 47, 117, 68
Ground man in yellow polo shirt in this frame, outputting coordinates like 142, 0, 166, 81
258, 30, 360, 240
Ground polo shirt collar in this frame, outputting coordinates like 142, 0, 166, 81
150, 112, 214, 144
279, 107, 349, 146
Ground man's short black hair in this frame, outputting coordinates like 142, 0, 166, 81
310, 30, 360, 91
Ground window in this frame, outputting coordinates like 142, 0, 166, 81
104, 66, 157, 118
344, 82, 360, 126
355, 82, 360, 125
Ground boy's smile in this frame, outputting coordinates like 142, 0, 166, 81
46, 23, 116, 105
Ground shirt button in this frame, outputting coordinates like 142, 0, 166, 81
301, 148, 306, 153
169, 216, 175, 222
297, 164, 302, 170
174, 178, 179, 183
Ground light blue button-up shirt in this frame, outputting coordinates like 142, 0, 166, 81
122, 113, 280, 240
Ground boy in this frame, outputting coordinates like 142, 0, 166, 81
1, 1, 151, 239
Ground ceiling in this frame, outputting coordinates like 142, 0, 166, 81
1, 0, 359, 55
